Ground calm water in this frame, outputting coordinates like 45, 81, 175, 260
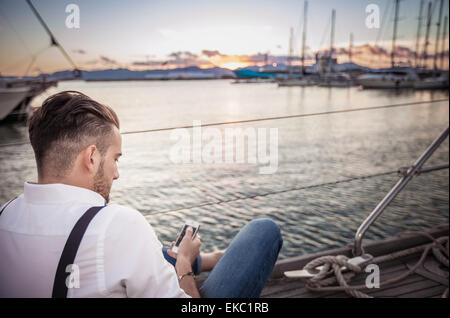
0, 80, 448, 260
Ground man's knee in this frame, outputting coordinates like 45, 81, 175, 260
248, 218, 282, 245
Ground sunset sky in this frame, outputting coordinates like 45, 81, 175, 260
0, 0, 448, 76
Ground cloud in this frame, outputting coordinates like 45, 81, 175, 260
88, 44, 450, 72
72, 49, 86, 54
99, 55, 118, 65
166, 51, 211, 67
168, 51, 198, 60
201, 50, 225, 58
82, 55, 119, 68
129, 50, 309, 70
130, 50, 212, 69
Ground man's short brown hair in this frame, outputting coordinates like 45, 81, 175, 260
28, 91, 120, 178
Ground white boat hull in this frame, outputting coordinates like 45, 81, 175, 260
318, 80, 356, 87
413, 77, 449, 89
0, 87, 30, 120
357, 77, 415, 88
277, 79, 316, 87
356, 69, 422, 89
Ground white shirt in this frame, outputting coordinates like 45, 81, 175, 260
0, 182, 189, 298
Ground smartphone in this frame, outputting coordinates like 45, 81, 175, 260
171, 220, 200, 253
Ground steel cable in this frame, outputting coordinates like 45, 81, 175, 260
1, 98, 448, 148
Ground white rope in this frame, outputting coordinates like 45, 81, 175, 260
302, 230, 449, 298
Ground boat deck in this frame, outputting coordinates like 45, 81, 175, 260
196, 227, 448, 298
261, 227, 448, 298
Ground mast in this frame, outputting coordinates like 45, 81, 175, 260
330, 9, 336, 72
288, 27, 294, 76
349, 33, 354, 63
423, 1, 433, 69
433, 0, 444, 71
415, 0, 424, 68
391, 0, 400, 68
301, 0, 308, 74
441, 16, 448, 70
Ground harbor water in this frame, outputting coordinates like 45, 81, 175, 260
0, 80, 448, 260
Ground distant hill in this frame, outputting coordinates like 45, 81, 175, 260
40, 66, 236, 81
6, 62, 374, 81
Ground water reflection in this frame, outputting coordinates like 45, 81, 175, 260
0, 80, 448, 259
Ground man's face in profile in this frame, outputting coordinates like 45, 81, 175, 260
94, 127, 122, 203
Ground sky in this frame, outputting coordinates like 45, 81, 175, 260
0, 0, 448, 76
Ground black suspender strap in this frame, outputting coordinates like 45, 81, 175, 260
52, 205, 106, 298
0, 197, 17, 216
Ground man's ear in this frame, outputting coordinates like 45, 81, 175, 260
82, 145, 99, 174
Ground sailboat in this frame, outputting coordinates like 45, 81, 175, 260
313, 9, 356, 87
0, 0, 80, 122
413, 71, 449, 89
0, 78, 57, 122
318, 72, 355, 87
277, 1, 317, 87
356, 0, 413, 89
0, 78, 57, 121
278, 77, 316, 87
0, 85, 30, 121
356, 68, 419, 89
413, 1, 449, 90
357, 0, 449, 90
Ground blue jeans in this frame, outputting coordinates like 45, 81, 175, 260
163, 218, 283, 298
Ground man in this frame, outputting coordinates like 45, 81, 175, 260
0, 91, 282, 298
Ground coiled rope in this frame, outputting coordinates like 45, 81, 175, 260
301, 229, 449, 298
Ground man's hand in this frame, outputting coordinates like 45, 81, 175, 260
173, 227, 201, 298
167, 227, 201, 262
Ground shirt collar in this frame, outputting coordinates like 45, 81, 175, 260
24, 182, 106, 206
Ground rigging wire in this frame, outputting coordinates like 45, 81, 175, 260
25, 0, 79, 71
147, 164, 449, 216
0, 6, 33, 56
319, 17, 331, 50
23, 46, 53, 76
0, 98, 448, 148
0, 6, 51, 76
1, 1, 80, 76
148, 171, 398, 216
1, 45, 50, 74
375, 0, 393, 46
121, 99, 449, 135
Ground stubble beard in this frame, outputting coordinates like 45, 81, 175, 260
93, 159, 111, 203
